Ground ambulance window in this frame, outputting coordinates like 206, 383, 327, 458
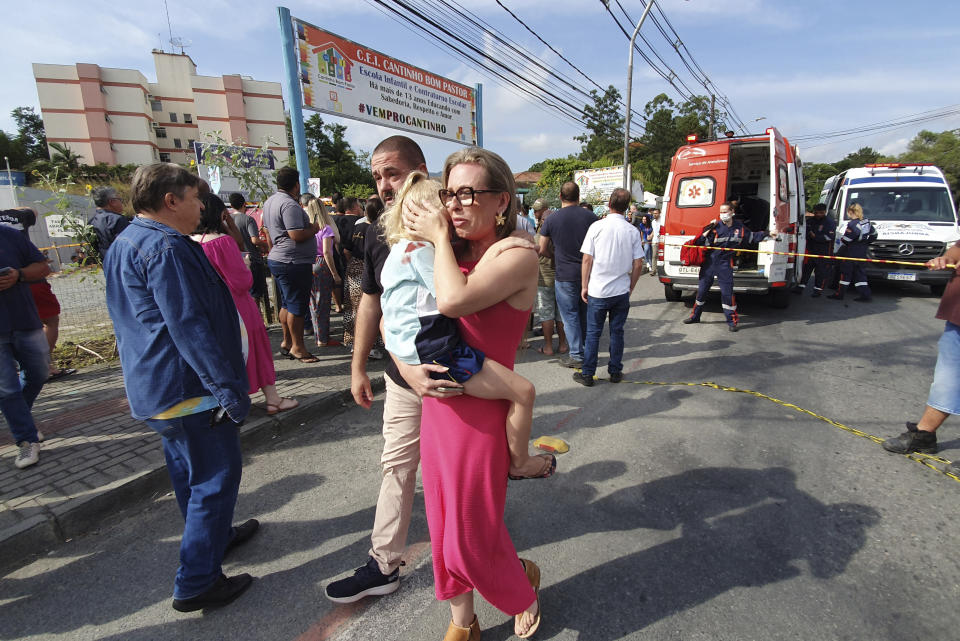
676, 177, 715, 208
778, 165, 788, 202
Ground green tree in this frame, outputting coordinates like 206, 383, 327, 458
628, 93, 724, 196
575, 85, 625, 163
834, 146, 882, 173
897, 129, 960, 198
0, 130, 28, 170
526, 156, 591, 208
201, 131, 278, 203
801, 162, 839, 211
48, 142, 83, 176
12, 106, 47, 162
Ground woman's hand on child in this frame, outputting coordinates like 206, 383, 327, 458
403, 198, 449, 245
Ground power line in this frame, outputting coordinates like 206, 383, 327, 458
360, 0, 587, 129
793, 104, 960, 144
364, 0, 638, 144
486, 0, 648, 124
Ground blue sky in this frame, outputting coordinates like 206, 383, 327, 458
3, 0, 959, 176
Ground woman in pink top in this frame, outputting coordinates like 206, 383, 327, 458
306, 198, 341, 347
400, 147, 543, 640
193, 193, 298, 415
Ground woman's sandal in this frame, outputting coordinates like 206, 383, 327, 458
516, 559, 541, 638
266, 397, 299, 415
442, 614, 481, 641
508, 454, 556, 481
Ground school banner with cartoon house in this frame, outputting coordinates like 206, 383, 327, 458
291, 16, 479, 146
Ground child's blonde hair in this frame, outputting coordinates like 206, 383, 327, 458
379, 171, 443, 246
847, 203, 864, 220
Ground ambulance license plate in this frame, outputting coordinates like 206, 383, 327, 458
887, 272, 917, 282
677, 265, 700, 275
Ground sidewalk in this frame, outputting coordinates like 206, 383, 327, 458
0, 324, 385, 571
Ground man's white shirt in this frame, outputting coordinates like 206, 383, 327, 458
580, 213, 644, 298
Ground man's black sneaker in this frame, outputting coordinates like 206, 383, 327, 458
682, 317, 699, 324
558, 356, 583, 369
172, 573, 253, 612
609, 372, 623, 383
224, 519, 260, 559
791, 286, 804, 294
882, 422, 938, 454
325, 557, 399, 604
572, 372, 594, 387
728, 324, 738, 332
811, 291, 821, 298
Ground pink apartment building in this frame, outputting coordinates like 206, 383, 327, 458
32, 50, 289, 166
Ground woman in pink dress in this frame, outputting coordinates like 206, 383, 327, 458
193, 193, 298, 415
402, 147, 543, 640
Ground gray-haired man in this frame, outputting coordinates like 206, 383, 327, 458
89, 186, 130, 260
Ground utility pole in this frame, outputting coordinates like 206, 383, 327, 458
709, 94, 716, 141
621, 0, 656, 189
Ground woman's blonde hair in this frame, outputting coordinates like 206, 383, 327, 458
379, 171, 443, 246
442, 147, 517, 239
306, 198, 339, 244
847, 203, 864, 220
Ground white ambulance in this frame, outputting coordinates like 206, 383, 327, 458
819, 164, 959, 295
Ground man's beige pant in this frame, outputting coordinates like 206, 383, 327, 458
368, 377, 422, 575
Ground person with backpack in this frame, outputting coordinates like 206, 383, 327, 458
828, 203, 877, 302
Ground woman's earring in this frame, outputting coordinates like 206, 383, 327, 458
495, 210, 506, 227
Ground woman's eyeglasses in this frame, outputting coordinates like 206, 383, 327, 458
438, 187, 502, 207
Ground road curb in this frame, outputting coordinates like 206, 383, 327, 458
0, 375, 385, 573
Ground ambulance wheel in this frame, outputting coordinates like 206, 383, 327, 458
769, 289, 791, 308
931, 284, 946, 297
664, 284, 683, 302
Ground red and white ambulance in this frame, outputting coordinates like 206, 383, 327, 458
657, 127, 806, 308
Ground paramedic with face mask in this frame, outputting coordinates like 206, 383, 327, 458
683, 202, 776, 331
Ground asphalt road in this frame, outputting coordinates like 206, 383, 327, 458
3, 274, 958, 641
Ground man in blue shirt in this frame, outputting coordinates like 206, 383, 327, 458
0, 225, 51, 469
537, 181, 597, 367
105, 163, 258, 612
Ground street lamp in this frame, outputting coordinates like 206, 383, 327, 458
622, 0, 656, 189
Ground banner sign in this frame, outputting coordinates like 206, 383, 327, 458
292, 16, 478, 146
574, 165, 644, 205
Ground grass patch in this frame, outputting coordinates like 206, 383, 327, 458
53, 335, 118, 369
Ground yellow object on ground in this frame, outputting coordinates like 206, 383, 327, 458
533, 436, 569, 454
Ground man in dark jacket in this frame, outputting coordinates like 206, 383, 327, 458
793, 204, 836, 297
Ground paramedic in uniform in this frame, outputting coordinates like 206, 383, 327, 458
792, 203, 836, 297
683, 202, 776, 332
827, 203, 876, 302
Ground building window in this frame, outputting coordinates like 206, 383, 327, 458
174, 138, 182, 149
184, 113, 193, 124
169, 112, 178, 123
151, 99, 162, 111
155, 128, 167, 139
159, 152, 171, 162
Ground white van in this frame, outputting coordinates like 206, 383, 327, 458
820, 164, 959, 295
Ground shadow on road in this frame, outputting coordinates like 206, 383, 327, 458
489, 465, 879, 640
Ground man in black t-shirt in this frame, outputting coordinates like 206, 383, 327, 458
537, 181, 597, 367
324, 136, 460, 606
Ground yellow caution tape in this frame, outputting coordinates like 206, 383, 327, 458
665, 242, 956, 269
606, 377, 959, 482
